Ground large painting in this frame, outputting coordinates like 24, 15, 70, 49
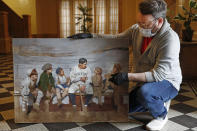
13, 38, 129, 123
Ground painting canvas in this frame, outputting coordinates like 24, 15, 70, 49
13, 38, 129, 123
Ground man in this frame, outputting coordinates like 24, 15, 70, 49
68, 0, 182, 130
69, 58, 93, 108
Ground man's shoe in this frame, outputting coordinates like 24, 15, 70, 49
146, 116, 168, 131
164, 100, 171, 112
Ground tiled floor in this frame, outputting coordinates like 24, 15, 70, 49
0, 54, 197, 131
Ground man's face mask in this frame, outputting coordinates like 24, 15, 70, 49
138, 19, 158, 37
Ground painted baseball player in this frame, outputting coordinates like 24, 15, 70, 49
68, 58, 93, 108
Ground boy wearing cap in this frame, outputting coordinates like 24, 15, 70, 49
38, 63, 55, 110
21, 68, 43, 114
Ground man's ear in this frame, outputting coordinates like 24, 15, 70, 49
158, 17, 164, 25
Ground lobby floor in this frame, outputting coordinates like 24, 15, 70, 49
0, 55, 197, 131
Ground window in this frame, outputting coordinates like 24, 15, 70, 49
60, 0, 119, 38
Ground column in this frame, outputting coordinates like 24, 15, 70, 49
23, 15, 32, 38
0, 11, 11, 54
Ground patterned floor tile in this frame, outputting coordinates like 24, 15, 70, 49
110, 122, 142, 131
184, 100, 197, 108
192, 127, 197, 131
6, 87, 14, 91
64, 127, 87, 131
171, 103, 197, 114
0, 114, 4, 121
182, 92, 197, 99
186, 111, 197, 119
173, 94, 194, 102
179, 88, 190, 94
82, 122, 121, 131
12, 124, 49, 131
160, 120, 189, 131
43, 123, 79, 131
184, 129, 195, 131
0, 92, 12, 98
167, 109, 184, 119
0, 76, 9, 79
0, 120, 11, 130
170, 115, 197, 128
170, 100, 180, 105
1, 109, 14, 120
0, 88, 9, 93
6, 119, 34, 130
77, 123, 94, 127
1, 83, 14, 88
0, 102, 14, 112
125, 126, 146, 131
0, 80, 13, 85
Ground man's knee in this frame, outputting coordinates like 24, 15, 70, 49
138, 84, 151, 98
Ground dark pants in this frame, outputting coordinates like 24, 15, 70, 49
129, 80, 178, 118
69, 93, 93, 105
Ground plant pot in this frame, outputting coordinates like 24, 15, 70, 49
182, 29, 194, 42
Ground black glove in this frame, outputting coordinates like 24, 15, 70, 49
109, 73, 129, 85
67, 33, 93, 39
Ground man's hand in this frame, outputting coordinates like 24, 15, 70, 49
80, 77, 87, 83
80, 86, 86, 92
109, 73, 129, 85
67, 33, 93, 39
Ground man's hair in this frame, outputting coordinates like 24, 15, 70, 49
139, 0, 167, 19
79, 58, 87, 64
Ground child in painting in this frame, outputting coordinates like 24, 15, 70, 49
38, 63, 56, 110
55, 67, 70, 106
103, 64, 121, 109
20, 68, 43, 114
111, 64, 122, 109
92, 67, 103, 106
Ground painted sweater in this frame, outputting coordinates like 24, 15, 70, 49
38, 72, 55, 93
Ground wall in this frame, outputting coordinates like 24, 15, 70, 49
119, 0, 137, 32
2, 0, 37, 34
36, 0, 59, 36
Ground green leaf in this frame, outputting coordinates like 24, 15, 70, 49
174, 14, 186, 20
182, 6, 187, 11
189, 0, 196, 8
85, 17, 93, 22
178, 13, 186, 20
76, 22, 81, 25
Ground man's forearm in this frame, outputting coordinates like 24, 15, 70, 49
128, 72, 147, 82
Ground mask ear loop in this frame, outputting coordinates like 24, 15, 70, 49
151, 19, 159, 33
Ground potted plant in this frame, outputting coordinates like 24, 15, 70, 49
75, 4, 93, 33
174, 0, 197, 41
167, 9, 182, 37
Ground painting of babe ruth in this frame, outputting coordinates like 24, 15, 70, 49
69, 58, 93, 110
13, 38, 129, 122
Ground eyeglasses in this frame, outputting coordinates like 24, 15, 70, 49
137, 19, 157, 29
